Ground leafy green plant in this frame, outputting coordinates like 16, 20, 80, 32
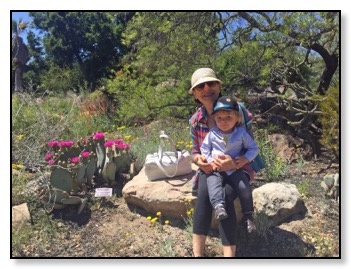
159, 238, 176, 257
318, 86, 339, 158
255, 129, 289, 182
296, 178, 311, 198
254, 211, 272, 239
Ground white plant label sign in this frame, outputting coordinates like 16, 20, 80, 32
95, 188, 113, 197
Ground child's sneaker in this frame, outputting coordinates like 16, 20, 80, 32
246, 219, 257, 233
214, 204, 228, 220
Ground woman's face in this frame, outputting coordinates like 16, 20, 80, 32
192, 81, 220, 106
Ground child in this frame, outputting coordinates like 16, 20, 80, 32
200, 96, 259, 233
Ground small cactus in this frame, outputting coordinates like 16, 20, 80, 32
321, 173, 339, 202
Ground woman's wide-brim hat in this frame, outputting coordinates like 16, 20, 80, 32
188, 68, 222, 94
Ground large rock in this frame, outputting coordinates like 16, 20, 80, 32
122, 164, 197, 219
253, 182, 307, 227
122, 164, 243, 226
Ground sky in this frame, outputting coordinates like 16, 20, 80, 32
11, 12, 41, 45
4, 2, 348, 269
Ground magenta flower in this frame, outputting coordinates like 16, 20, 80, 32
104, 141, 114, 147
48, 141, 59, 147
93, 133, 105, 139
48, 159, 55, 165
117, 143, 131, 150
60, 141, 74, 147
114, 139, 123, 145
122, 144, 131, 150
45, 153, 53, 160
81, 152, 90, 158
71, 157, 80, 163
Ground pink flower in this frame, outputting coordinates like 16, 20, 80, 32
45, 153, 53, 160
71, 157, 80, 163
81, 152, 90, 158
114, 139, 123, 145
93, 133, 105, 139
122, 143, 131, 150
104, 141, 114, 147
48, 159, 55, 165
48, 141, 59, 147
117, 143, 130, 150
60, 141, 74, 147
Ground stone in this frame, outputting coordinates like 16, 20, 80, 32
253, 182, 307, 227
122, 164, 243, 228
12, 203, 31, 223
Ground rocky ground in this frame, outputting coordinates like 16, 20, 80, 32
12, 155, 340, 258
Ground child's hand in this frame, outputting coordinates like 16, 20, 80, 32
195, 155, 213, 174
210, 162, 218, 171
234, 156, 249, 169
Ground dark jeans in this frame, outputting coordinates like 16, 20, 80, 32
206, 169, 254, 218
192, 170, 238, 246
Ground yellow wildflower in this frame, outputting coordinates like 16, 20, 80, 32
164, 220, 170, 225
147, 216, 152, 220
12, 164, 17, 169
125, 232, 129, 237
16, 164, 24, 169
156, 211, 162, 216
16, 134, 24, 140
124, 135, 131, 141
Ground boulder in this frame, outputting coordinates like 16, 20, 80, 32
122, 164, 243, 227
253, 182, 307, 227
122, 164, 197, 219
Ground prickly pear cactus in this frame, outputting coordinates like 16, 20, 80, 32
101, 140, 131, 186
321, 173, 339, 202
40, 132, 132, 213
37, 185, 87, 214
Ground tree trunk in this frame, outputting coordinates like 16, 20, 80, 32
12, 36, 29, 93
14, 64, 24, 93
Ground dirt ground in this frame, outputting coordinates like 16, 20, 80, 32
14, 155, 340, 258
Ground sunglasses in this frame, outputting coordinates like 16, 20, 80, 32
194, 81, 218, 90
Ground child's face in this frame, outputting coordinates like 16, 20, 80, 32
214, 110, 238, 133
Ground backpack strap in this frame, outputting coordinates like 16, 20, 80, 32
238, 102, 253, 138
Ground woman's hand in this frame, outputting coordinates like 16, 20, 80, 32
213, 154, 238, 172
234, 156, 249, 169
195, 155, 214, 174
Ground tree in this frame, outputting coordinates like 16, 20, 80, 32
214, 12, 339, 157
29, 12, 132, 88
106, 12, 221, 122
12, 19, 29, 93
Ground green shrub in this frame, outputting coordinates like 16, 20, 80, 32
318, 86, 339, 155
255, 129, 289, 182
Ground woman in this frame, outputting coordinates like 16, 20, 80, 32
189, 68, 254, 257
